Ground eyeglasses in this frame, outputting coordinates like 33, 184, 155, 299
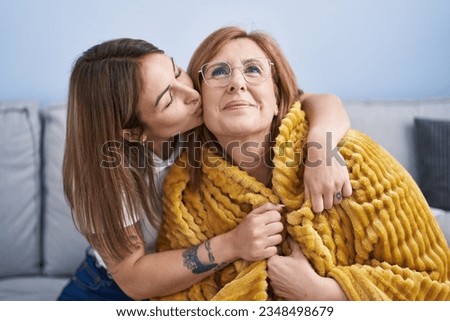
199, 58, 273, 88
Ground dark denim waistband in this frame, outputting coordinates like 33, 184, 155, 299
86, 247, 113, 280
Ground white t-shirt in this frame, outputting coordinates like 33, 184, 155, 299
92, 141, 182, 269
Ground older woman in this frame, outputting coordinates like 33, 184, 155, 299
156, 26, 450, 300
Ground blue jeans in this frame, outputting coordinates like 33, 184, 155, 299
57, 248, 133, 301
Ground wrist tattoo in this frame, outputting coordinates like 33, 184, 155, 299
214, 262, 229, 271
204, 240, 215, 262
205, 241, 229, 271
183, 242, 218, 274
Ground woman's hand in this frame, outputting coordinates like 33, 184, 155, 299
229, 203, 284, 261
300, 93, 352, 213
267, 239, 347, 300
303, 141, 352, 213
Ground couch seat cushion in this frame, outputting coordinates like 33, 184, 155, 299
0, 276, 69, 300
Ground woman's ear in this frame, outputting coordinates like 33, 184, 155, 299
122, 127, 143, 143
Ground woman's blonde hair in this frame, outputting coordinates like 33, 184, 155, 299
186, 26, 303, 188
64, 38, 164, 262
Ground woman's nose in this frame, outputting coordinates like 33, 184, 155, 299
176, 81, 200, 105
182, 87, 200, 106
186, 94, 200, 106
227, 68, 246, 92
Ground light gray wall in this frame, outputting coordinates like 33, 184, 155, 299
1, 0, 449, 106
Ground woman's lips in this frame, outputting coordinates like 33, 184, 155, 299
223, 100, 256, 110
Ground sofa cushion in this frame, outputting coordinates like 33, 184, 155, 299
0, 101, 42, 278
345, 99, 450, 181
0, 276, 69, 300
41, 104, 88, 276
415, 118, 450, 211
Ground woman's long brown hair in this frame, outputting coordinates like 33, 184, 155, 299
186, 26, 303, 189
63, 38, 164, 262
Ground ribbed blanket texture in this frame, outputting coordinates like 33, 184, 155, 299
155, 102, 450, 300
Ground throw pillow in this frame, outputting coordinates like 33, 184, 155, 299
414, 118, 450, 210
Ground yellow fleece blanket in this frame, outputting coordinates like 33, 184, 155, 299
156, 102, 450, 301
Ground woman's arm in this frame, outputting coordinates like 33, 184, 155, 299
103, 203, 284, 300
300, 93, 352, 213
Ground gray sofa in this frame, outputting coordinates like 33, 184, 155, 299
0, 99, 449, 300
